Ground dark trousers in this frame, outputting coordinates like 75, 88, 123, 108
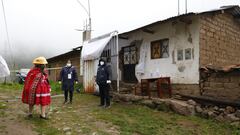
64, 90, 73, 102
99, 84, 110, 106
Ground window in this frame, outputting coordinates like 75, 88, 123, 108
151, 39, 169, 59
123, 46, 137, 64
185, 48, 192, 60
177, 50, 183, 61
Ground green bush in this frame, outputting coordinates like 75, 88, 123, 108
49, 81, 62, 95
0, 83, 23, 91
49, 81, 83, 95
0, 81, 83, 95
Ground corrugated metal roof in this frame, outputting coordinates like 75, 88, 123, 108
119, 5, 240, 36
200, 64, 240, 73
200, 5, 240, 17
119, 13, 195, 35
47, 49, 81, 61
231, 6, 240, 17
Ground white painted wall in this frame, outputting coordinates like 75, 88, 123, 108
117, 16, 200, 84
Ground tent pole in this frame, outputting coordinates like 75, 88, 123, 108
116, 31, 119, 93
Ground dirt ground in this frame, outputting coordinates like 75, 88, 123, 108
0, 88, 239, 135
0, 91, 38, 135
0, 89, 120, 135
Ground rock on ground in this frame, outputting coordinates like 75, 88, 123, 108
225, 106, 235, 114
187, 99, 197, 106
65, 131, 71, 135
63, 127, 71, 132
170, 100, 195, 116
195, 106, 203, 113
235, 110, 240, 118
225, 114, 240, 122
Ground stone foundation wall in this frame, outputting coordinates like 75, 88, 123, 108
172, 84, 200, 96
201, 71, 240, 101
113, 93, 240, 123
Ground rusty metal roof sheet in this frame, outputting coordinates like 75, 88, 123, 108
200, 64, 240, 73
119, 5, 240, 36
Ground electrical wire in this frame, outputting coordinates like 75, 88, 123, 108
75, 0, 89, 16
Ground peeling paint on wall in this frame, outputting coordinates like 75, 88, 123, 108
117, 16, 200, 84
178, 65, 186, 72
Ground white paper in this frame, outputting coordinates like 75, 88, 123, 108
68, 73, 72, 79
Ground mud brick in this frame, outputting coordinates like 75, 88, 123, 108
224, 83, 239, 89
210, 82, 224, 88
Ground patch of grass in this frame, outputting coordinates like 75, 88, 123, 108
0, 102, 7, 109
92, 103, 240, 135
186, 116, 240, 135
81, 126, 92, 134
0, 102, 7, 117
26, 115, 61, 135
0, 83, 23, 91
0, 125, 6, 132
93, 104, 165, 135
0, 111, 6, 117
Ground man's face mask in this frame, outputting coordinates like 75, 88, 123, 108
67, 63, 71, 67
100, 61, 104, 66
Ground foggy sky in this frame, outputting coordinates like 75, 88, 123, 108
0, 0, 239, 69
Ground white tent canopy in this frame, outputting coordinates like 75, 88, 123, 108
82, 32, 113, 60
82, 31, 120, 92
0, 55, 10, 77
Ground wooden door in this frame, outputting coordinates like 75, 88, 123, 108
123, 45, 138, 83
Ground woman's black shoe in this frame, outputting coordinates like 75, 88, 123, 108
27, 114, 33, 118
40, 115, 48, 120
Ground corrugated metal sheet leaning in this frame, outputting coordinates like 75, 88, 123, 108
200, 64, 240, 73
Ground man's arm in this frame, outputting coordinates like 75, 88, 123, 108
73, 67, 78, 82
106, 65, 112, 84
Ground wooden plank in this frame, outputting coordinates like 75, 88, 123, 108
179, 94, 240, 107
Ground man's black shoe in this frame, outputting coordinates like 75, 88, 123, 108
63, 101, 68, 104
104, 105, 111, 109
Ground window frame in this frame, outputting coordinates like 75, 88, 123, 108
184, 48, 192, 60
150, 38, 169, 59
